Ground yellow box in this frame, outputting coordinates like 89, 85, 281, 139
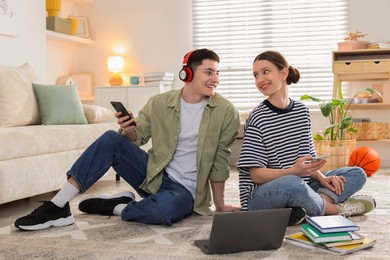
46, 17, 72, 35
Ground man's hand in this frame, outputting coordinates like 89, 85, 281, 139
115, 111, 138, 141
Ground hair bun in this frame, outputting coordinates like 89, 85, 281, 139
287, 66, 300, 85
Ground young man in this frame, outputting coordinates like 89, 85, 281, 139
15, 48, 241, 230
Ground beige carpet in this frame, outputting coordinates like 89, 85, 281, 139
1, 168, 389, 259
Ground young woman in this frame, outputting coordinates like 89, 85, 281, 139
238, 51, 376, 226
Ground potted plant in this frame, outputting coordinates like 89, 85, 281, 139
300, 81, 382, 171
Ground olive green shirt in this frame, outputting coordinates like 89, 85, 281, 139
133, 88, 240, 215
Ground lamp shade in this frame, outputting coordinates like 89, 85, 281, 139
107, 56, 124, 73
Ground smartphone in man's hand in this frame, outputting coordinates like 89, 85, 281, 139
110, 101, 136, 126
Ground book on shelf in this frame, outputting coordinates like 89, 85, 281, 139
144, 76, 175, 82
144, 72, 175, 78
144, 80, 174, 86
322, 231, 365, 247
285, 232, 377, 255
300, 223, 352, 243
306, 215, 360, 233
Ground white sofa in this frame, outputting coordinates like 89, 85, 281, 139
0, 63, 118, 204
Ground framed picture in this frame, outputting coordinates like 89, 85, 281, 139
69, 16, 90, 38
71, 73, 94, 101
0, 0, 19, 37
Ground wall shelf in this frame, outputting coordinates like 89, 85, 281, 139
46, 30, 94, 45
349, 103, 390, 110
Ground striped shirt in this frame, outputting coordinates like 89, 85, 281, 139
237, 99, 317, 211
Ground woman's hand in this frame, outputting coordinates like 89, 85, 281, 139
292, 156, 327, 177
319, 175, 346, 195
215, 204, 241, 212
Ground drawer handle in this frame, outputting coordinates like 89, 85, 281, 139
374, 61, 380, 64
345, 62, 351, 65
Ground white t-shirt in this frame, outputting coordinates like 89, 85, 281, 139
165, 97, 207, 198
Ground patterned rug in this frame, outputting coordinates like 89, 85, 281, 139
1, 169, 389, 259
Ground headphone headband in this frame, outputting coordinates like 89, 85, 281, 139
182, 50, 196, 66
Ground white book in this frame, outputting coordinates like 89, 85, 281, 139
144, 72, 175, 78
306, 215, 360, 233
144, 76, 175, 82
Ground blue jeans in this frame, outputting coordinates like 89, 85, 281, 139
67, 130, 194, 225
247, 167, 367, 216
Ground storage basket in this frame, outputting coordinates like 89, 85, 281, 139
314, 139, 356, 172
337, 40, 369, 51
345, 122, 389, 140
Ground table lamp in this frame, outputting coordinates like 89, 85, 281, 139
107, 56, 124, 86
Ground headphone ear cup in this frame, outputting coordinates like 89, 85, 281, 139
179, 66, 193, 83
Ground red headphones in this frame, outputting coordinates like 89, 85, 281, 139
179, 50, 196, 83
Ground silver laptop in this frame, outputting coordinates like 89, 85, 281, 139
194, 208, 291, 254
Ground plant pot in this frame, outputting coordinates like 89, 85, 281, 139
314, 139, 356, 172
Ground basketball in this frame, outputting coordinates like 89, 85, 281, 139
349, 146, 380, 177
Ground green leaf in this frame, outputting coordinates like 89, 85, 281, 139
365, 87, 383, 98
319, 103, 332, 117
340, 116, 353, 129
300, 95, 324, 102
348, 127, 358, 133
337, 80, 343, 99
313, 133, 324, 140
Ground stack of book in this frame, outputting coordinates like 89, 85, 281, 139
144, 72, 175, 91
286, 215, 376, 255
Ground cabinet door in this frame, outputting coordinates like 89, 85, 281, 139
333, 61, 362, 73
128, 87, 159, 117
95, 87, 128, 111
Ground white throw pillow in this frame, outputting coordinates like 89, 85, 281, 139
0, 63, 40, 127
83, 104, 115, 123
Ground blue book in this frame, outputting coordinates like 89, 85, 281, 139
306, 215, 359, 233
300, 223, 352, 243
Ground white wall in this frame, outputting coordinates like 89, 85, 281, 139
0, 0, 47, 82
77, 0, 192, 89
349, 0, 390, 43
45, 0, 192, 87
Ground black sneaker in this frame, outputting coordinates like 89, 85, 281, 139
14, 201, 74, 231
288, 207, 306, 226
78, 191, 135, 215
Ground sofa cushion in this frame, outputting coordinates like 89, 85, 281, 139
0, 122, 118, 161
0, 63, 40, 127
33, 83, 88, 125
83, 104, 115, 124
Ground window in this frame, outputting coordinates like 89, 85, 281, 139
192, 0, 349, 110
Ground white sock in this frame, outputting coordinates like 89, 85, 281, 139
51, 181, 80, 208
113, 204, 127, 216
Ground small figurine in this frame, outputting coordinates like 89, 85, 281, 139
344, 30, 367, 41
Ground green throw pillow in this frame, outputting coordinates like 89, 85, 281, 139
33, 83, 87, 125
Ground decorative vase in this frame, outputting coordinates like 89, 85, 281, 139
314, 139, 356, 172
46, 0, 61, 17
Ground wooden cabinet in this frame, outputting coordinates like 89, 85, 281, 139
332, 49, 390, 145
332, 49, 390, 110
94, 86, 165, 117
